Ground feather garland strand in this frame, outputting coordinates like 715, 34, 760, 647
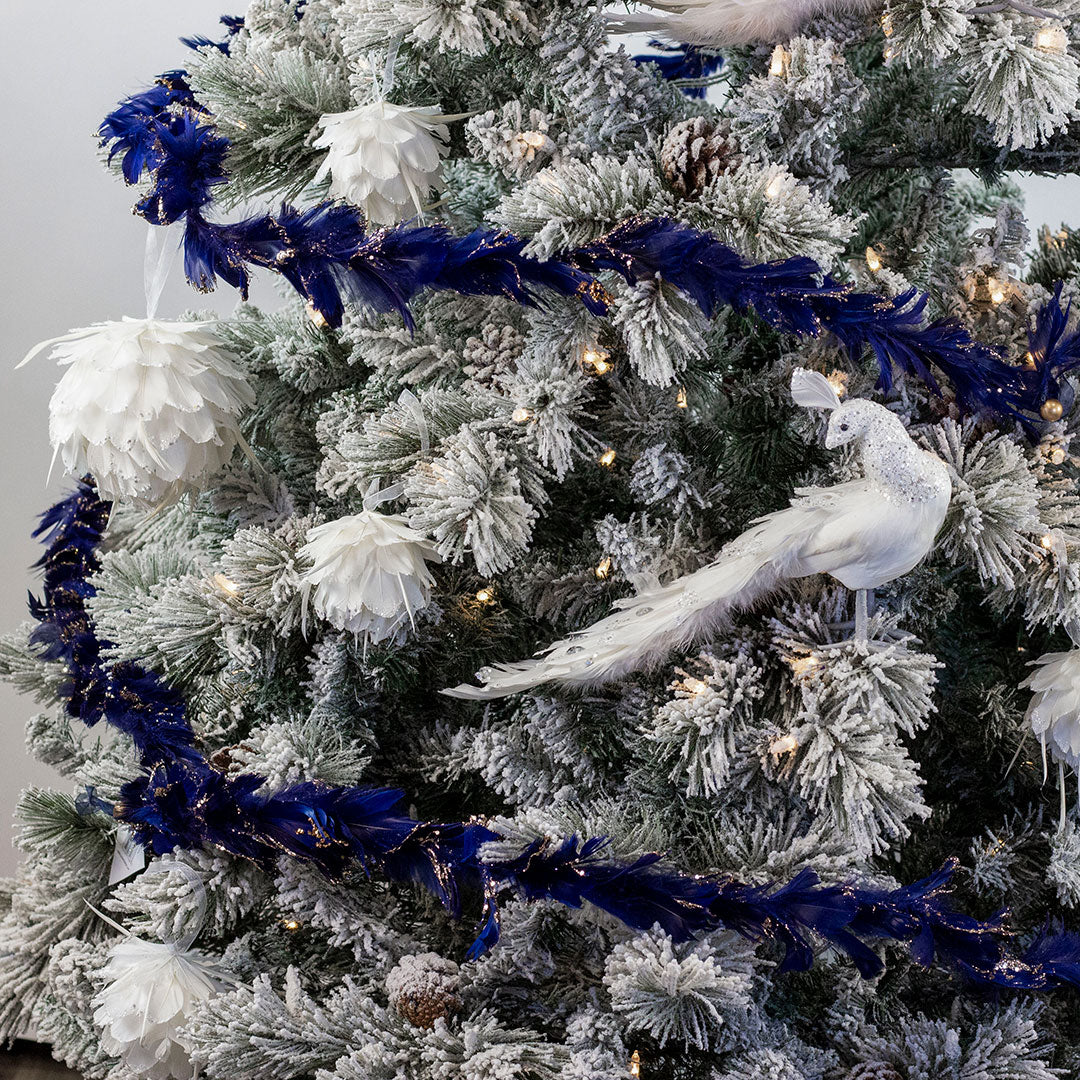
97, 75, 1069, 425
24, 479, 1080, 989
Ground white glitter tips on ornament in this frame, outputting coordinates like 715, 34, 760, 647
92, 936, 221, 1080
298, 510, 441, 643
314, 99, 465, 224
22, 317, 255, 507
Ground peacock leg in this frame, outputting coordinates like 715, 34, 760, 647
854, 589, 871, 645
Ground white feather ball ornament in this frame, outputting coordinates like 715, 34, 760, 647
314, 99, 463, 224
608, 0, 878, 46
1024, 649, 1080, 775
92, 936, 221, 1080
25, 317, 255, 506
299, 510, 441, 643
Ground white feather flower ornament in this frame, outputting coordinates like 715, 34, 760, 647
299, 510, 441, 643
313, 99, 464, 224
1024, 650, 1080, 776
25, 317, 254, 506
92, 936, 221, 1080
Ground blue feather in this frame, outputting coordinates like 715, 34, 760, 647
632, 42, 724, 97
181, 14, 245, 53
135, 113, 230, 225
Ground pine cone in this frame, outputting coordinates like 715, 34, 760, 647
846, 1063, 904, 1080
386, 952, 462, 1029
660, 117, 740, 198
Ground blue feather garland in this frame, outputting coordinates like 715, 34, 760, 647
98, 80, 608, 329
632, 42, 724, 98
574, 217, 1038, 421
98, 73, 1061, 426
25, 482, 1080, 987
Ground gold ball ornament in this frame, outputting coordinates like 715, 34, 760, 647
1041, 398, 1064, 422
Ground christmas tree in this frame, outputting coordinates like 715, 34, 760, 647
6, 1, 1080, 1077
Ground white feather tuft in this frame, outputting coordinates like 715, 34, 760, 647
31, 317, 254, 506
91, 936, 222, 1080
607, 0, 879, 46
1023, 650, 1080, 774
790, 367, 842, 411
314, 100, 465, 225
298, 511, 441, 644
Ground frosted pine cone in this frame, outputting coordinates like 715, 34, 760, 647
298, 510, 440, 643
845, 1064, 904, 1080
386, 952, 461, 1028
38, 317, 254, 506
314, 99, 459, 224
660, 117, 740, 198
91, 937, 222, 1080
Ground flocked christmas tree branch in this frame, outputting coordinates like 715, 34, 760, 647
29, 478, 1080, 989
99, 69, 1079, 426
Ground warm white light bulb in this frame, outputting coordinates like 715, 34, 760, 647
213, 573, 240, 597
768, 44, 790, 76
1034, 24, 1068, 53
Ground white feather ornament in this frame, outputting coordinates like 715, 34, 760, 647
298, 510, 441, 643
314, 99, 466, 224
446, 369, 951, 698
1024, 649, 1080, 775
23, 317, 254, 506
607, 0, 879, 46
92, 936, 221, 1080
89, 861, 223, 1080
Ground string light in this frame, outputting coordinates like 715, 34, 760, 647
212, 573, 240, 596
282, 918, 301, 931
629, 1050, 642, 1078
305, 302, 329, 328
595, 556, 613, 580
826, 370, 849, 398
1051, 445, 1067, 465
769, 733, 799, 759
789, 655, 819, 678
516, 130, 547, 150
865, 246, 882, 273
676, 386, 688, 409
598, 448, 617, 468
986, 277, 1006, 305
764, 174, 785, 200
883, 44, 895, 61
880, 9, 894, 35
1034, 24, 1068, 53
511, 406, 534, 423
582, 346, 612, 375
768, 44, 790, 76
682, 677, 708, 695
1041, 533, 1056, 552
475, 587, 495, 604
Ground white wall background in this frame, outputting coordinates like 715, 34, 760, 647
0, 4, 1077, 877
